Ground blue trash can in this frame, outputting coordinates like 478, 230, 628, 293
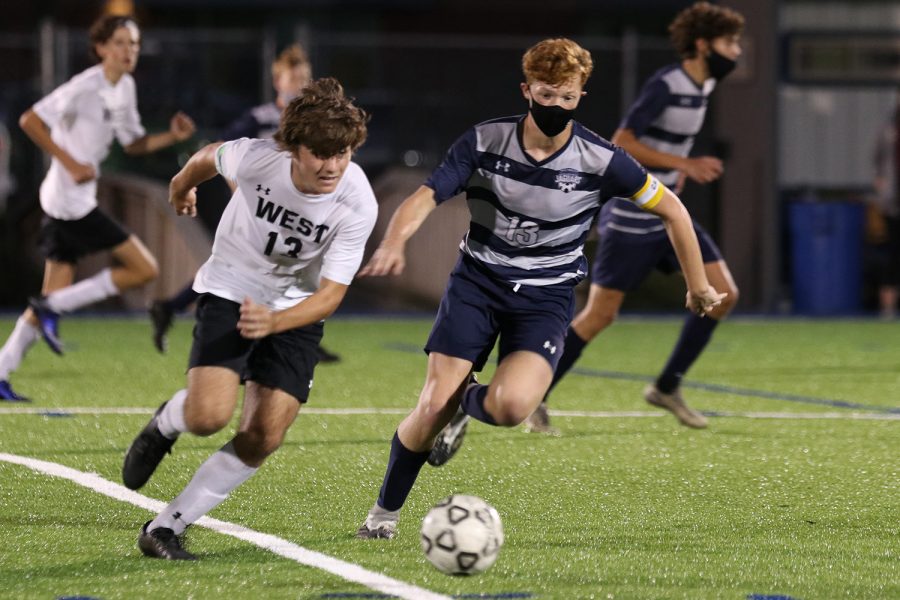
789, 200, 865, 315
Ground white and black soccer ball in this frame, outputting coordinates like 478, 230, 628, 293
420, 494, 504, 575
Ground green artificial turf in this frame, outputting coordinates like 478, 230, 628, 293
0, 316, 897, 599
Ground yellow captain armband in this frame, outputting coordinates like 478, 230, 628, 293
631, 174, 665, 211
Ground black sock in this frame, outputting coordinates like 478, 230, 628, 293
460, 383, 497, 425
545, 327, 589, 402
165, 284, 200, 313
377, 431, 430, 511
655, 314, 719, 394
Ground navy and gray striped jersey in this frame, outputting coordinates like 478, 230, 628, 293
425, 115, 664, 287
602, 64, 715, 236
220, 102, 282, 141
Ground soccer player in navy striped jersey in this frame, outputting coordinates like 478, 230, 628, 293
356, 37, 726, 539
534, 2, 745, 433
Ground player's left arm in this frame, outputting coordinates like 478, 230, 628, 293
237, 278, 348, 338
123, 111, 196, 155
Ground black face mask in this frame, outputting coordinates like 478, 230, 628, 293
528, 98, 575, 138
707, 48, 737, 80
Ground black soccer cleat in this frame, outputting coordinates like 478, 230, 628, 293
0, 379, 30, 403
148, 300, 174, 354
138, 521, 196, 560
28, 296, 63, 355
122, 402, 177, 490
316, 345, 341, 364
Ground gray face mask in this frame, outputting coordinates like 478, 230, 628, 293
528, 97, 576, 137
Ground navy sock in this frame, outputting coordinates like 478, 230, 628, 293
377, 431, 430, 511
545, 326, 589, 401
460, 383, 497, 425
165, 284, 200, 313
655, 314, 719, 394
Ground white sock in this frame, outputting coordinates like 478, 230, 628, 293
0, 316, 40, 379
156, 389, 188, 439
149, 442, 257, 535
46, 268, 118, 314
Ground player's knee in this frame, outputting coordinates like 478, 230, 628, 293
234, 429, 283, 463
488, 392, 540, 426
711, 283, 739, 319
580, 307, 617, 337
184, 404, 232, 436
138, 256, 160, 284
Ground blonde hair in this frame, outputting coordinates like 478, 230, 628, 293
272, 44, 311, 79
522, 38, 593, 87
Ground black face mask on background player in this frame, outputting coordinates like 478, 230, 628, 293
528, 97, 576, 138
706, 47, 737, 80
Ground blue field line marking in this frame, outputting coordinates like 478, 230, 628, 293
383, 342, 900, 415
747, 595, 801, 600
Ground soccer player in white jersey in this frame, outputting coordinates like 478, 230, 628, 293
121, 78, 376, 560
0, 15, 196, 402
146, 44, 344, 359
533, 2, 744, 433
355, 38, 726, 539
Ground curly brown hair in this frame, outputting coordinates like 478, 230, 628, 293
274, 77, 368, 157
522, 38, 594, 87
669, 2, 744, 59
88, 15, 139, 62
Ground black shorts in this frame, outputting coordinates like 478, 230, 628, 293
39, 208, 130, 264
188, 294, 324, 402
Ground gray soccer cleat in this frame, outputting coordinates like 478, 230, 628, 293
523, 402, 560, 435
355, 505, 399, 539
427, 406, 470, 467
643, 384, 708, 429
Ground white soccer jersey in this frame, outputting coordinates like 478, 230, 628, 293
194, 138, 377, 310
33, 64, 146, 220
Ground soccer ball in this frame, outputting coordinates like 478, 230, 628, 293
420, 494, 504, 575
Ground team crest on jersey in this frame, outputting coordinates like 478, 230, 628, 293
555, 168, 582, 193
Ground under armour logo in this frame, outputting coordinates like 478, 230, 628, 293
543, 340, 557, 355
256, 184, 271, 195
496, 161, 511, 173
173, 511, 183, 521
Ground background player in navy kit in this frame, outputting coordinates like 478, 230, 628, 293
148, 44, 339, 362
355, 37, 725, 539
121, 78, 375, 559
0, 15, 196, 402
531, 2, 744, 433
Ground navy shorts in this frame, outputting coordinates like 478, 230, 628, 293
425, 254, 574, 371
188, 294, 323, 402
591, 220, 723, 291
39, 208, 130, 264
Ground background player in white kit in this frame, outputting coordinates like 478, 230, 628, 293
0, 15, 196, 402
121, 78, 376, 560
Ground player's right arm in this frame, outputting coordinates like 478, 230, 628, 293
359, 185, 437, 277
168, 141, 224, 217
18, 109, 95, 184
612, 128, 722, 185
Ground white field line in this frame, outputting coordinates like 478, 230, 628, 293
0, 406, 898, 420
0, 453, 451, 600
